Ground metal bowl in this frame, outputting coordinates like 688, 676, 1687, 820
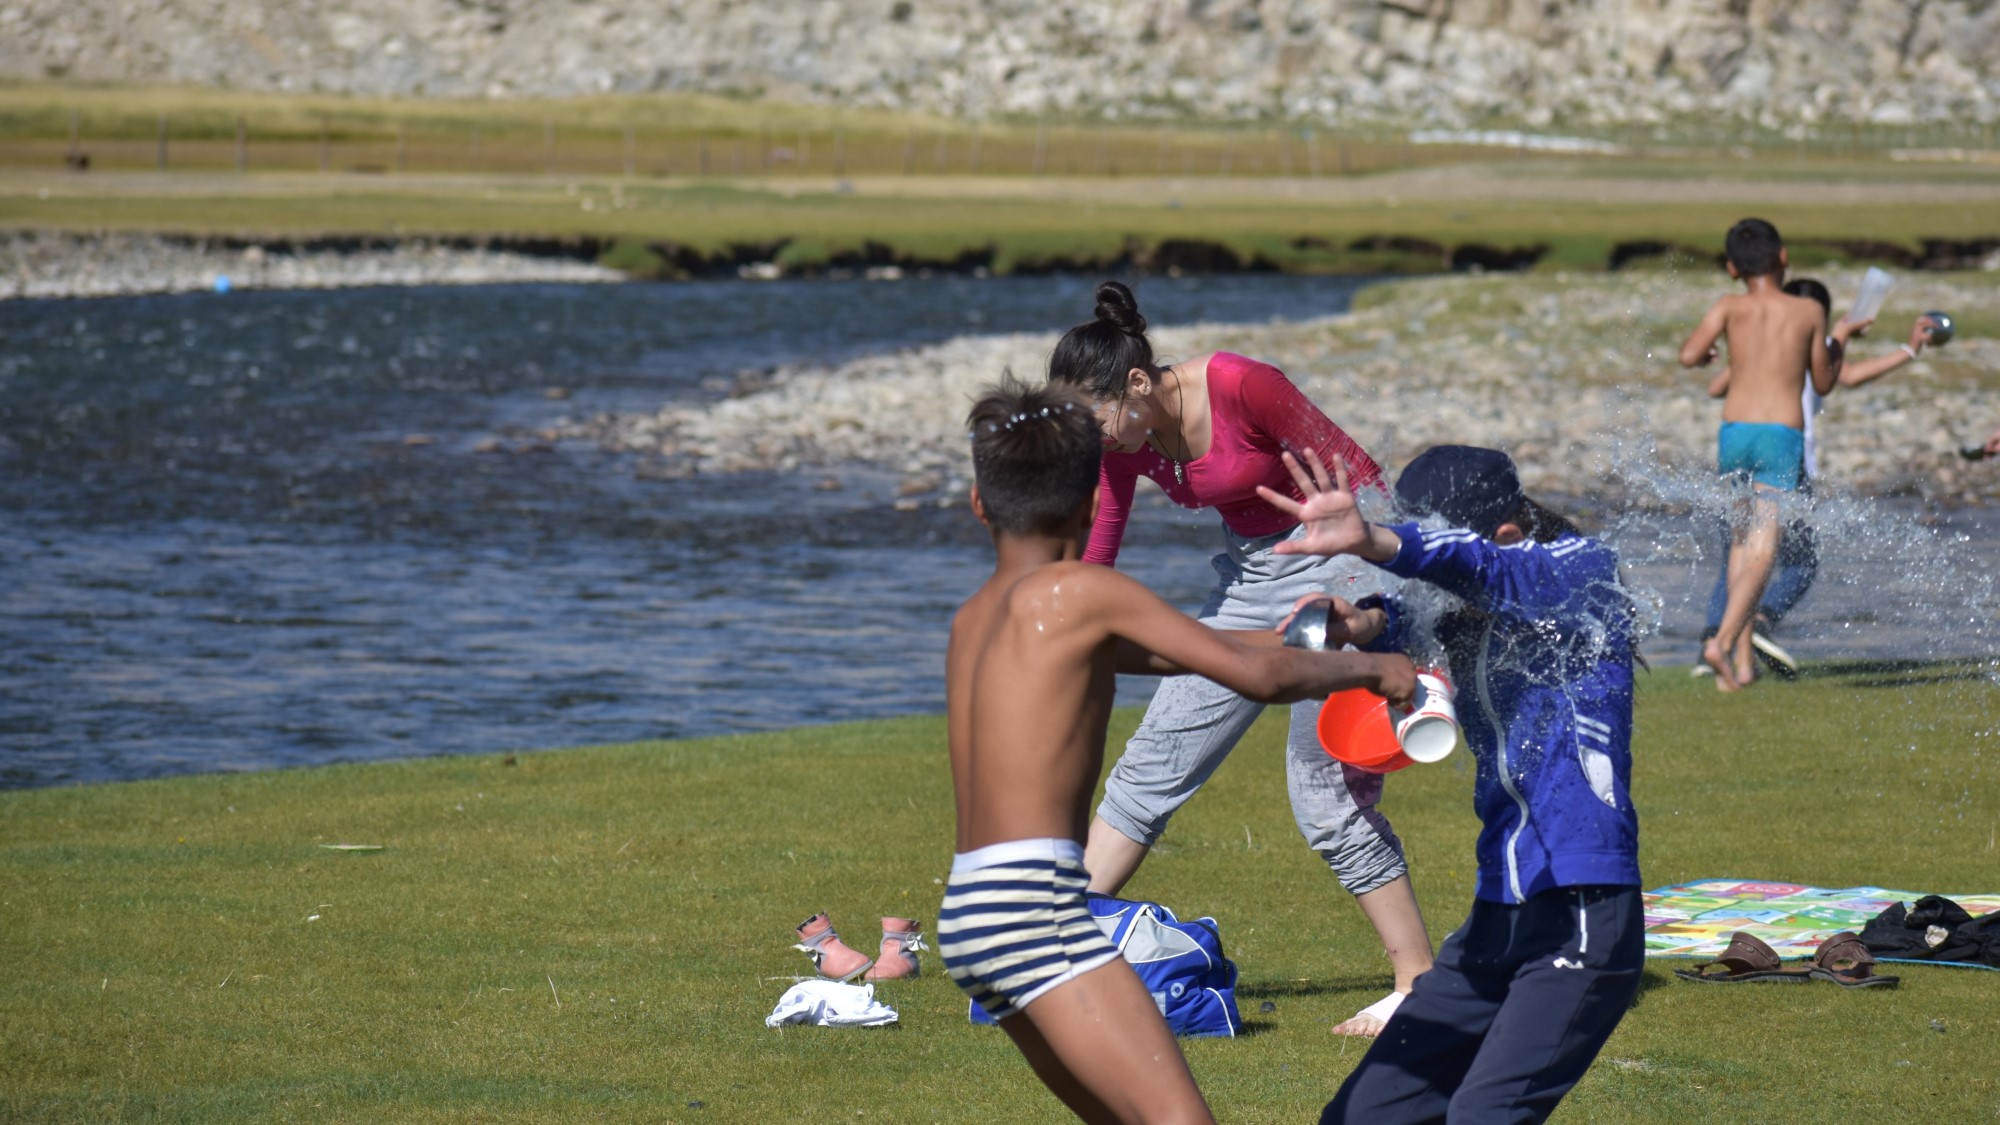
1924, 310, 1955, 347
1283, 601, 1331, 651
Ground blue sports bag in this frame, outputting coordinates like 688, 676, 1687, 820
968, 892, 1242, 1037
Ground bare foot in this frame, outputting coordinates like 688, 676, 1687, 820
1702, 638, 1741, 692
1731, 631, 1757, 686
1332, 992, 1405, 1038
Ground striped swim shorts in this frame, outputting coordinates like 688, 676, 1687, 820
937, 837, 1121, 1020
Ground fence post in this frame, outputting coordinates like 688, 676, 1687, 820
156, 113, 168, 170
235, 116, 247, 172
624, 124, 635, 178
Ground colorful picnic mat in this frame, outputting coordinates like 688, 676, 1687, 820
1644, 879, 2000, 966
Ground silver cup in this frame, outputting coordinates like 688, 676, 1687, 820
1924, 311, 1954, 347
1283, 601, 1331, 651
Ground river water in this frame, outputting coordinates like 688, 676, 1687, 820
3, 275, 1994, 789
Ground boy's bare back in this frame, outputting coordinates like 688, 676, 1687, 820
946, 561, 1121, 853
1683, 289, 1832, 427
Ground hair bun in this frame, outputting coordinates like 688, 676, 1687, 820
1093, 280, 1147, 337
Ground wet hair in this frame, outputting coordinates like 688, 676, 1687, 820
966, 378, 1103, 536
1784, 277, 1831, 314
1047, 280, 1156, 401
1505, 496, 1582, 544
1725, 218, 1784, 278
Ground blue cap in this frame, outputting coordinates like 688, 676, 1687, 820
1394, 445, 1523, 537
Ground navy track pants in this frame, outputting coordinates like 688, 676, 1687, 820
1322, 884, 1644, 1125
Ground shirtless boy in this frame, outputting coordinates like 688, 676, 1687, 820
942, 380, 1416, 1124
1678, 218, 1837, 690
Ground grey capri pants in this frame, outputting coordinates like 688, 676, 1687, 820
1096, 521, 1409, 895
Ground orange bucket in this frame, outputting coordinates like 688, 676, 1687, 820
1316, 687, 1413, 774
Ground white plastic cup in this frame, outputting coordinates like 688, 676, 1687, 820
1848, 267, 1895, 326
1394, 671, 1460, 763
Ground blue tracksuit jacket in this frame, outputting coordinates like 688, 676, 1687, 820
1364, 522, 1640, 905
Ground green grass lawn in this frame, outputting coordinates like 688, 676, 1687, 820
4, 660, 1997, 1123
7, 172, 2000, 277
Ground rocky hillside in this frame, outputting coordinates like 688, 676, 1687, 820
3, 0, 1996, 128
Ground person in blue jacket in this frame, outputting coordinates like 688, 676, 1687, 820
1256, 444, 1643, 1125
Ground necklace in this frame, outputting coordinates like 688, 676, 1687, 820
1166, 371, 1190, 487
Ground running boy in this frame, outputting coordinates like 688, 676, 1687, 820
1679, 218, 1838, 690
1697, 280, 1941, 680
1253, 446, 1642, 1125
943, 381, 1416, 1125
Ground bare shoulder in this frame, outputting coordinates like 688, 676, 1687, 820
1011, 561, 1159, 621
1782, 291, 1827, 322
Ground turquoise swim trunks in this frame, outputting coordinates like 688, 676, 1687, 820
1718, 422, 1804, 490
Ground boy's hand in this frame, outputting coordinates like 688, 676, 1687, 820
1276, 594, 1383, 648
1258, 449, 1393, 560
1911, 315, 1939, 352
1371, 654, 1419, 710
1689, 346, 1719, 368
1985, 429, 2000, 456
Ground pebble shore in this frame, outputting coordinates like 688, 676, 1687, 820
0, 231, 622, 300
558, 269, 2000, 506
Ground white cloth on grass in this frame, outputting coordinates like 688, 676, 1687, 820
764, 980, 899, 1028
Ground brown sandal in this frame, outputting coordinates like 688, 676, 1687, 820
1809, 932, 1899, 989
1673, 931, 1812, 984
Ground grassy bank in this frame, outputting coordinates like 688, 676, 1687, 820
4, 661, 1997, 1122
5, 82, 1998, 278
7, 168, 2000, 278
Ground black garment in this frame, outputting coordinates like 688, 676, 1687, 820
1857, 895, 2000, 968
1322, 885, 1644, 1125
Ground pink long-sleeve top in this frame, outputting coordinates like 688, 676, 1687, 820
1084, 352, 1383, 567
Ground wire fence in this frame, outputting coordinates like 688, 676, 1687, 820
5, 107, 1997, 179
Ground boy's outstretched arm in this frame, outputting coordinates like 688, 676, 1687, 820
1087, 567, 1416, 707
1680, 301, 1726, 368
1113, 627, 1280, 675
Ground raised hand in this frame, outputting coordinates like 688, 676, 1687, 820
1256, 449, 1373, 558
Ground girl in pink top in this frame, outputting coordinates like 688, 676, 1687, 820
1048, 281, 1434, 1037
